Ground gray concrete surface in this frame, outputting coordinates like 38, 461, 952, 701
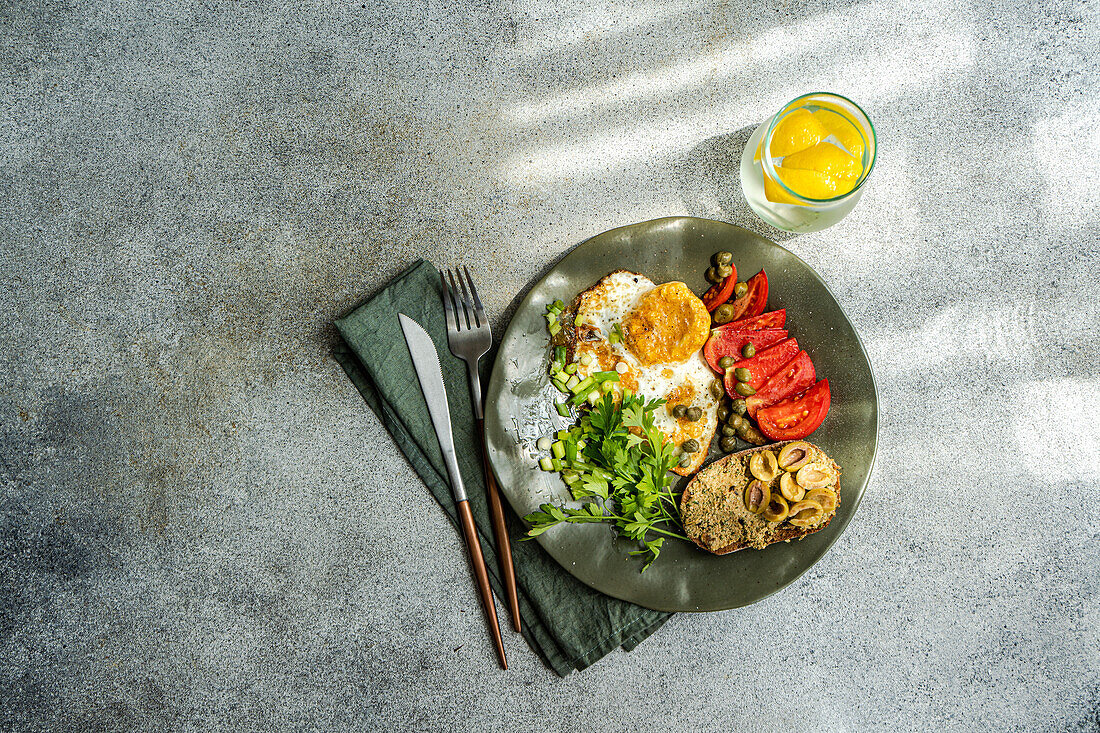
1, 0, 1098, 730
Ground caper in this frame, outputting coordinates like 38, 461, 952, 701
705, 266, 722, 284
743, 480, 770, 514
762, 494, 789, 523
681, 439, 700, 454
717, 404, 730, 421
779, 472, 805, 502
729, 414, 745, 429
716, 264, 733, 279
718, 356, 734, 369
734, 282, 748, 298
733, 367, 751, 382
734, 381, 756, 396
749, 450, 779, 482
721, 425, 736, 437
709, 379, 725, 400
672, 404, 687, 419
741, 342, 756, 359
737, 421, 767, 445
714, 251, 733, 266
713, 304, 735, 325
719, 436, 737, 452
777, 441, 813, 471
678, 454, 692, 468
685, 406, 703, 422
730, 399, 748, 416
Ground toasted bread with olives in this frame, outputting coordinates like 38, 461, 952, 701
680, 441, 841, 554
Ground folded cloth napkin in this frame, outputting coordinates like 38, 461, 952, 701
334, 259, 671, 675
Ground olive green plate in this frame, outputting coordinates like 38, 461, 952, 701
484, 217, 878, 612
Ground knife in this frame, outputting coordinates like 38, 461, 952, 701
398, 313, 507, 669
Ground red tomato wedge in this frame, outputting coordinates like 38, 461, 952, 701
700, 268, 737, 312
756, 379, 831, 441
722, 308, 786, 331
744, 351, 816, 418
724, 337, 800, 397
703, 329, 788, 373
729, 270, 768, 320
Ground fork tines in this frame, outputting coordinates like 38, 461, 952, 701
441, 267, 486, 332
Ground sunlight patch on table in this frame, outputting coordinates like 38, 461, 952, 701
1012, 379, 1100, 480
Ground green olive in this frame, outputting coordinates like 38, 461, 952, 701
685, 406, 703, 422
716, 264, 733, 279
713, 304, 735, 325
718, 356, 734, 369
721, 425, 736, 437
714, 251, 733, 266
796, 463, 833, 490
779, 472, 805, 502
737, 421, 767, 445
749, 450, 779, 482
741, 342, 756, 359
734, 282, 748, 298
743, 480, 770, 514
705, 267, 722, 284
719, 436, 737, 452
731, 399, 748, 415
734, 381, 756, 396
672, 404, 687, 419
733, 367, 751, 382
762, 493, 789, 523
777, 441, 812, 471
717, 404, 730, 421
681, 439, 700, 454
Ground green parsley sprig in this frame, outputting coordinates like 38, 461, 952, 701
526, 390, 688, 571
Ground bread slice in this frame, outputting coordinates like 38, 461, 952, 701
680, 441, 841, 554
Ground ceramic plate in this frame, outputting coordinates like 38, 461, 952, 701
484, 217, 877, 612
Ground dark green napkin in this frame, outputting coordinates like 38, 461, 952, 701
334, 259, 671, 675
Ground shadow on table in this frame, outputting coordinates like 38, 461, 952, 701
672, 124, 798, 244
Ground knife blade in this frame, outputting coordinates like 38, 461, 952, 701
398, 313, 466, 503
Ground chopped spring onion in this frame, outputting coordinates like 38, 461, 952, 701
555, 401, 571, 418
579, 353, 593, 366
551, 441, 565, 459
539, 457, 554, 471
563, 363, 577, 375
551, 377, 568, 393
586, 391, 600, 405
565, 374, 580, 390
592, 371, 620, 382
570, 376, 596, 395
536, 436, 552, 451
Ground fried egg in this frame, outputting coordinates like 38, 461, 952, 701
568, 270, 721, 475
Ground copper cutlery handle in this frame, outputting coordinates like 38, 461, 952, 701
476, 417, 521, 633
456, 499, 507, 669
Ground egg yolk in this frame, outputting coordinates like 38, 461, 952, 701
622, 282, 710, 365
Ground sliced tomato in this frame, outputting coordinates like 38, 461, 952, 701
744, 351, 816, 418
756, 379, 831, 441
722, 308, 786, 331
703, 329, 788, 373
700, 266, 738, 312
729, 270, 768, 320
724, 337, 800, 398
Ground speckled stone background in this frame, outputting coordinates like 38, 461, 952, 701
1, 0, 1098, 730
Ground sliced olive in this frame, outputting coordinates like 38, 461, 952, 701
705, 266, 722, 284
734, 381, 756, 396
777, 441, 813, 471
685, 406, 703, 422
717, 404, 730, 421
741, 343, 755, 358
749, 450, 779, 482
719, 436, 737, 452
788, 500, 824, 528
762, 493, 789, 523
681, 438, 700, 454
716, 264, 733, 279
804, 488, 837, 513
714, 251, 733, 266
796, 463, 833, 491
729, 414, 744, 429
730, 399, 748, 416
779, 471, 805, 502
721, 425, 736, 437
714, 304, 735, 325
737, 421, 767, 445
733, 367, 751, 382
718, 356, 735, 369
743, 480, 770, 514
672, 404, 688, 419
734, 282, 748, 298
709, 379, 725, 399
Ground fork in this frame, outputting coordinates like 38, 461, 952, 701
441, 267, 522, 634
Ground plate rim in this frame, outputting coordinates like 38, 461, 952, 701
485, 215, 879, 612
